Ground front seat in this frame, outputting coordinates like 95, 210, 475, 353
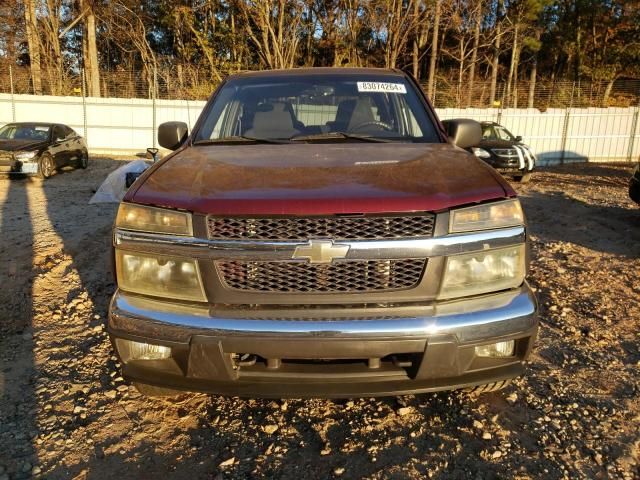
244, 103, 301, 139
328, 99, 356, 132
346, 97, 377, 131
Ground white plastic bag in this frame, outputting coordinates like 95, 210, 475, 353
89, 160, 149, 204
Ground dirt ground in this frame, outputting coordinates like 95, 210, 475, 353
0, 159, 639, 480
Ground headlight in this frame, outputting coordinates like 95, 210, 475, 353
14, 151, 38, 161
115, 250, 206, 301
116, 203, 193, 236
471, 147, 491, 159
438, 245, 525, 299
450, 199, 523, 233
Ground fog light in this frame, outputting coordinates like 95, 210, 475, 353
115, 338, 171, 363
475, 340, 515, 358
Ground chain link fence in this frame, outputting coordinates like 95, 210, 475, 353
1, 64, 639, 162
431, 77, 640, 109
1, 64, 639, 108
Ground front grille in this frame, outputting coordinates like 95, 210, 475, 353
0, 151, 14, 166
493, 148, 519, 158
216, 259, 427, 293
207, 214, 435, 241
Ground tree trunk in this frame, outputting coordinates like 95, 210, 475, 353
24, 0, 42, 95
427, 0, 441, 99
489, 20, 501, 105
305, 1, 314, 67
466, 3, 482, 107
411, 0, 420, 78
506, 22, 519, 108
230, 8, 239, 69
412, 37, 419, 78
528, 57, 537, 108
513, 46, 520, 108
43, 0, 63, 95
574, 2, 581, 81
457, 36, 465, 107
82, 0, 101, 97
602, 77, 616, 107
527, 29, 541, 109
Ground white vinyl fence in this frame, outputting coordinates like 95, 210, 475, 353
0, 93, 206, 156
1, 93, 639, 163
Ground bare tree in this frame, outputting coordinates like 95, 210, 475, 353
465, 0, 483, 107
443, 1, 489, 106
173, 5, 223, 82
426, 0, 441, 99
103, 1, 158, 97
79, 0, 101, 97
411, 0, 431, 79
23, 0, 42, 94
40, 0, 64, 95
488, 0, 506, 105
238, 0, 305, 69
340, 0, 368, 67
369, 0, 421, 69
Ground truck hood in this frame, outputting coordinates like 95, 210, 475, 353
128, 143, 512, 215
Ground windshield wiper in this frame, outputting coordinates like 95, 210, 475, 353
289, 132, 394, 143
194, 135, 291, 145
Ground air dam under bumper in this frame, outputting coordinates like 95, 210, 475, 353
108, 284, 538, 398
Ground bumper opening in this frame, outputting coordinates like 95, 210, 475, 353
232, 353, 421, 379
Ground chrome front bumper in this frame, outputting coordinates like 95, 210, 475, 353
108, 284, 538, 397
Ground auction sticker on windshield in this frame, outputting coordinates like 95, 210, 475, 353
357, 82, 407, 94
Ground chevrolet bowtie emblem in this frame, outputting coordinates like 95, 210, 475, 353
292, 240, 350, 264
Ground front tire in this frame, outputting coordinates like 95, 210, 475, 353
38, 154, 55, 179
77, 150, 89, 169
464, 379, 512, 396
513, 172, 532, 184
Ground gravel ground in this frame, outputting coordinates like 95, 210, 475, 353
0, 159, 639, 480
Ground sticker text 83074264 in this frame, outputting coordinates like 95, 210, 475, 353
356, 82, 407, 94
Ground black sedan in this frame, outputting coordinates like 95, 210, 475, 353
0, 122, 88, 179
469, 121, 536, 183
630, 161, 640, 205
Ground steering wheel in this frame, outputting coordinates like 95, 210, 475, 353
350, 120, 394, 132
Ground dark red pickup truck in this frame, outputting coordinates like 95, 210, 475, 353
108, 68, 538, 398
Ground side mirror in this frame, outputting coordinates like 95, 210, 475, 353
515, 135, 522, 142
441, 119, 482, 149
146, 147, 160, 162
158, 121, 188, 151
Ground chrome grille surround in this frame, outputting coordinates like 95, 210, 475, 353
114, 225, 527, 302
216, 259, 427, 294
207, 214, 436, 241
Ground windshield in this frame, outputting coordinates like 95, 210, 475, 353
482, 124, 515, 142
195, 74, 440, 143
0, 124, 51, 141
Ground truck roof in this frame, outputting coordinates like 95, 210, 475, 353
230, 67, 406, 79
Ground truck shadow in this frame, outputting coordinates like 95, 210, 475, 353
41, 389, 572, 479
535, 151, 589, 166
8, 157, 119, 478
519, 191, 640, 258
40, 156, 119, 320
0, 177, 38, 477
